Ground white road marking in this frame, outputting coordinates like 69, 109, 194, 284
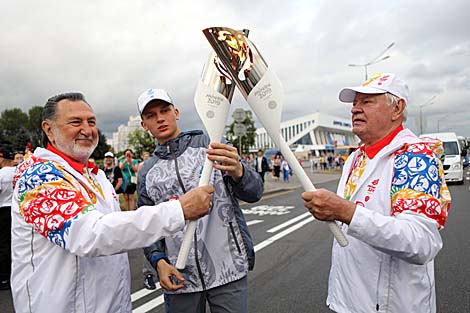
254, 216, 315, 252
247, 219, 264, 226
132, 294, 165, 313
266, 212, 311, 233
131, 284, 161, 302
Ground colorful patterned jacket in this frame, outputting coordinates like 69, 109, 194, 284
11, 147, 186, 313
327, 128, 451, 313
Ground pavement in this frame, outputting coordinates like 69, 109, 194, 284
260, 167, 342, 196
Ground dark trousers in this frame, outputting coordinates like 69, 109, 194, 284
0, 207, 11, 281
166, 276, 248, 313
257, 171, 265, 182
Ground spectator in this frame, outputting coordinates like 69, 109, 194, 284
119, 148, 138, 210
0, 155, 16, 290
102, 151, 123, 194
254, 149, 270, 182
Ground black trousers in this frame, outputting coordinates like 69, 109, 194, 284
0, 207, 11, 281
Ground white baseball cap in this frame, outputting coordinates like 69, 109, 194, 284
339, 73, 409, 104
137, 88, 174, 115
104, 152, 114, 158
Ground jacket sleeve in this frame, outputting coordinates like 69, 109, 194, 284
16, 161, 184, 257
136, 160, 168, 269
225, 163, 263, 203
347, 144, 450, 265
347, 207, 442, 265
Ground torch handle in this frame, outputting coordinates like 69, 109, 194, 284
277, 140, 349, 247
175, 157, 213, 270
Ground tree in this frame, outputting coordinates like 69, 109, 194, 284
0, 108, 30, 153
91, 129, 111, 160
26, 106, 44, 148
128, 129, 156, 158
225, 110, 257, 155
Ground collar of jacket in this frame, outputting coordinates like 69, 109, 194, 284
47, 144, 99, 174
154, 130, 203, 159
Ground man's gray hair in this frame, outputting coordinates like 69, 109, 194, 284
42, 92, 91, 147
385, 93, 408, 122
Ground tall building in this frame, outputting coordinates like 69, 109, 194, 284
109, 115, 142, 153
254, 112, 357, 156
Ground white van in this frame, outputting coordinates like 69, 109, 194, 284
420, 132, 464, 184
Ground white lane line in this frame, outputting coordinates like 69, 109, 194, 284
247, 219, 264, 226
132, 216, 315, 312
254, 216, 315, 252
132, 294, 165, 313
266, 212, 311, 233
131, 284, 161, 302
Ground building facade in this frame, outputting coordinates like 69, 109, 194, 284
253, 112, 357, 156
108, 115, 142, 153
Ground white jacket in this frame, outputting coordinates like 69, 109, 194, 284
11, 148, 185, 313
327, 129, 450, 313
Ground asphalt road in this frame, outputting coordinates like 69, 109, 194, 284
127, 176, 470, 313
2, 172, 470, 312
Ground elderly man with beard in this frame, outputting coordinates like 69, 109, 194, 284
11, 92, 214, 313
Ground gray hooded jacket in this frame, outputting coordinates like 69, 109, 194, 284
137, 130, 263, 293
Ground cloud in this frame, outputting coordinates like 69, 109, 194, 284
1, 0, 469, 141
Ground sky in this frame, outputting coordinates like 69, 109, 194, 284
1, 0, 469, 140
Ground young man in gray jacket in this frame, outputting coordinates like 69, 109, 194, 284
136, 88, 263, 313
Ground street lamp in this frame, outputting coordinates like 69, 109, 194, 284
349, 42, 395, 80
418, 95, 437, 135
437, 114, 448, 132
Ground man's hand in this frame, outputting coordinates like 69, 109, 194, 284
156, 259, 185, 291
179, 185, 214, 220
206, 142, 243, 182
301, 189, 356, 224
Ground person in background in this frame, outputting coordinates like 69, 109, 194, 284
120, 148, 138, 210
138, 151, 151, 171
281, 156, 290, 182
0, 153, 16, 290
302, 73, 451, 312
254, 149, 269, 182
102, 151, 123, 194
13, 153, 24, 166
273, 154, 281, 181
136, 88, 263, 313
10, 92, 213, 312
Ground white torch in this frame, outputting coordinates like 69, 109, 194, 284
203, 27, 348, 247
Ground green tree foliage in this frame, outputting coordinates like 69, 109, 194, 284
91, 129, 111, 160
225, 110, 257, 155
27, 106, 44, 148
0, 108, 30, 153
128, 129, 156, 158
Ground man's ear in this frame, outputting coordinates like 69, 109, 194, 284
141, 120, 148, 131
174, 107, 180, 120
392, 99, 406, 121
42, 120, 54, 145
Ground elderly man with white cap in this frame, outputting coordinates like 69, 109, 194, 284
302, 73, 451, 312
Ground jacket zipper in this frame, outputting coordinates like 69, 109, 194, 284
169, 143, 206, 291
376, 256, 383, 311
229, 222, 242, 253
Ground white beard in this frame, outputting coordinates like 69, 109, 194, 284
52, 127, 97, 163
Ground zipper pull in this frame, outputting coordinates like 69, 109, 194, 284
376, 304, 380, 311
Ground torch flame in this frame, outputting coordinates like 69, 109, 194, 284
216, 30, 253, 81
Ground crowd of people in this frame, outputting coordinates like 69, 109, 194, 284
0, 72, 452, 313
